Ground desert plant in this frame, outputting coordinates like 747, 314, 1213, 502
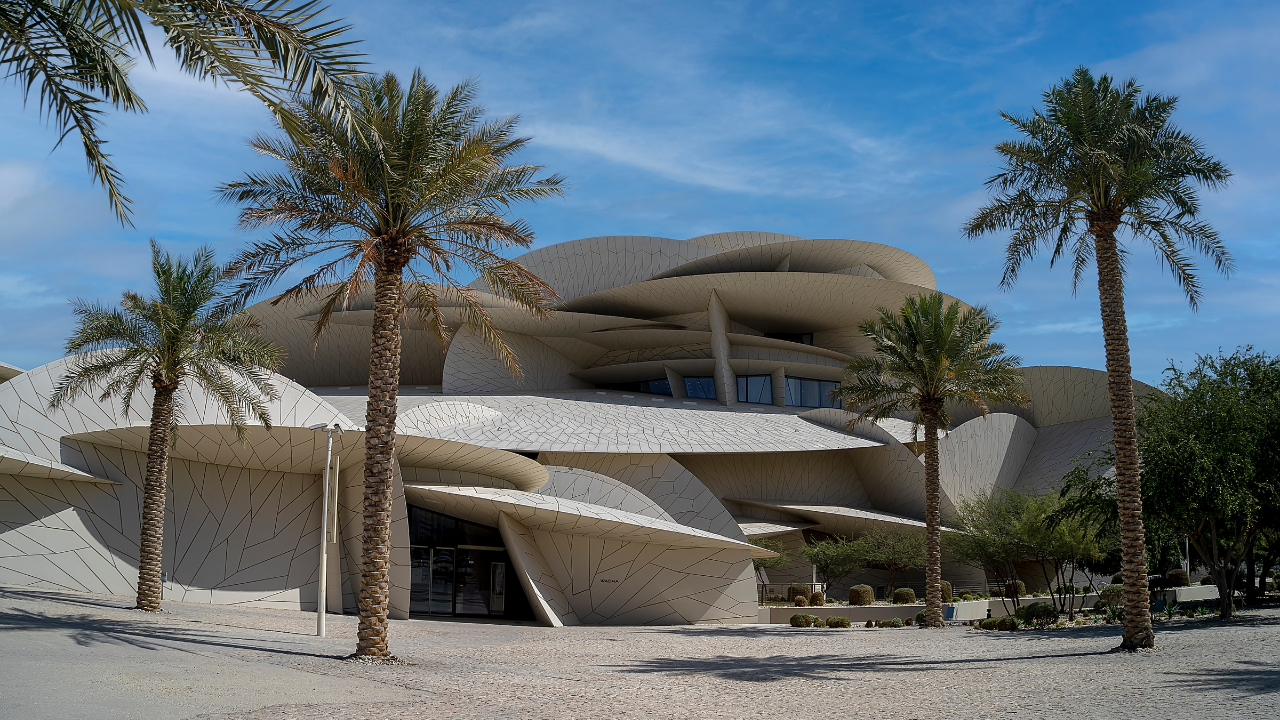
1017, 601, 1060, 628
979, 617, 1000, 630
749, 537, 788, 572
826, 616, 852, 628
836, 293, 1026, 629
959, 593, 974, 602
904, 616, 914, 626
996, 616, 1020, 631
965, 67, 1232, 651
809, 591, 826, 606
793, 595, 808, 607
940, 580, 953, 603
1167, 569, 1190, 587
219, 71, 566, 658
1201, 575, 1214, 586
848, 585, 874, 606
865, 619, 875, 628
789, 583, 810, 600
1003, 580, 1026, 598
802, 536, 863, 588
790, 614, 813, 628
49, 241, 284, 612
884, 617, 904, 628
1100, 584, 1124, 607
915, 610, 926, 626
892, 587, 917, 604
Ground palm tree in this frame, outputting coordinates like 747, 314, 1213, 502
835, 293, 1026, 628
49, 240, 284, 611
0, 0, 364, 223
218, 70, 565, 658
962, 66, 1231, 650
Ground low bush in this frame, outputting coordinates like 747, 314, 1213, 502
1200, 575, 1214, 586
884, 617, 904, 628
892, 587, 917, 605
1016, 601, 1059, 628
848, 585, 874, 606
789, 583, 810, 600
979, 617, 1000, 630
1002, 581, 1026, 598
789, 613, 812, 627
1167, 569, 1190, 588
825, 616, 851, 628
809, 591, 825, 606
995, 616, 1019, 631
914, 610, 926, 626
959, 593, 974, 602
793, 595, 808, 607
812, 615, 826, 628
865, 619, 875, 628
1099, 584, 1124, 607
904, 616, 914, 626
940, 580, 953, 603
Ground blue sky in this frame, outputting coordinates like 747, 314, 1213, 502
2, 0, 1277, 384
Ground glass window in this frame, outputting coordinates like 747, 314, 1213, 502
784, 376, 844, 409
598, 378, 672, 396
736, 374, 773, 404
684, 376, 717, 399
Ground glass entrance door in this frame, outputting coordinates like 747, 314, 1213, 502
429, 548, 454, 615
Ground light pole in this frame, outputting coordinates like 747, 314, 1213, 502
309, 422, 343, 637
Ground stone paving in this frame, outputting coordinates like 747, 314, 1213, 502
1, 586, 1277, 719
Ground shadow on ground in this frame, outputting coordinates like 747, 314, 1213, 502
0, 606, 339, 660
1166, 661, 1280, 696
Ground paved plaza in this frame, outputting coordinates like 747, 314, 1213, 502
1, 586, 1276, 719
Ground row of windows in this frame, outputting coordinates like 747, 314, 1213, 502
601, 374, 840, 408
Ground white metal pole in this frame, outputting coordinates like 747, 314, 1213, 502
317, 428, 334, 637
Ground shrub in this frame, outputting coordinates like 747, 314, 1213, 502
1002, 580, 1026, 598
1112, 572, 1123, 585
1167, 569, 1189, 587
904, 616, 914, 626
848, 585, 874, 606
1016, 601, 1059, 628
959, 593, 974, 602
790, 614, 817, 627
811, 615, 826, 628
914, 610, 926, 626
793, 595, 808, 607
809, 591, 825, 606
892, 587, 917, 605
789, 583, 810, 600
979, 617, 1000, 630
865, 619, 875, 628
995, 616, 1019, 631
1099, 584, 1124, 607
940, 580, 953, 603
884, 617, 904, 628
826, 615, 851, 628
1200, 575, 1214, 586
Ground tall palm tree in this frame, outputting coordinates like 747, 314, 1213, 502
835, 293, 1026, 628
0, 0, 364, 223
218, 70, 565, 658
49, 240, 284, 611
962, 66, 1231, 650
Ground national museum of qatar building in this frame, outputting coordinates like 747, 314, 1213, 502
0, 231, 1142, 626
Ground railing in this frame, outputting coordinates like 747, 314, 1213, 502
759, 582, 991, 605
758, 583, 826, 604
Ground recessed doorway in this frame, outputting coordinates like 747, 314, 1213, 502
407, 504, 532, 620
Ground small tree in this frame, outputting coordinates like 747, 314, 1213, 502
946, 488, 1031, 616
854, 528, 925, 597
749, 537, 787, 582
801, 536, 863, 590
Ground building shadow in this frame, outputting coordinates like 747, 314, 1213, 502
0, 607, 340, 660
1165, 661, 1280, 696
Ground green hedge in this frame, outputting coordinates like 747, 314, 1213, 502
892, 587, 917, 605
848, 585, 874, 606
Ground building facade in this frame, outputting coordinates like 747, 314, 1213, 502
0, 231, 1144, 625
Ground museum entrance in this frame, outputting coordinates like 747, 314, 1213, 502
408, 504, 533, 620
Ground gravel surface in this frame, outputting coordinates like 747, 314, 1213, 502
1, 585, 1276, 719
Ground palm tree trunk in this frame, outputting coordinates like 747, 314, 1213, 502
136, 379, 176, 612
1093, 226, 1155, 650
356, 269, 404, 657
921, 401, 944, 628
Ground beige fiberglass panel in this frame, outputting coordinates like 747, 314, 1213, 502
468, 235, 722, 304
1013, 416, 1113, 494
0, 361, 22, 383
945, 366, 1162, 429
937, 413, 1038, 503
538, 452, 744, 541
538, 466, 675, 522
391, 394, 879, 454
497, 513, 579, 627
558, 273, 966, 336
442, 326, 593, 393
652, 238, 936, 289
674, 451, 873, 510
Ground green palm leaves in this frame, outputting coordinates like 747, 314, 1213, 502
218, 70, 565, 374
0, 0, 364, 224
962, 66, 1232, 306
837, 293, 1026, 431
49, 239, 284, 439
